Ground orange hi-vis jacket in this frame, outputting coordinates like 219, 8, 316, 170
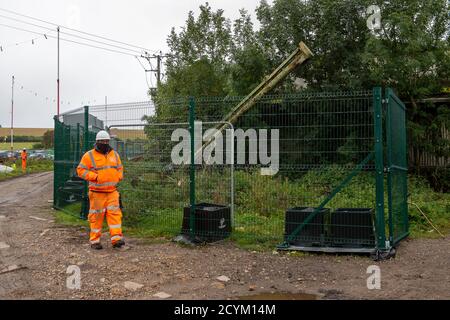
77, 148, 123, 192
21, 151, 27, 161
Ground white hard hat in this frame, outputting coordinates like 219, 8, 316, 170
96, 130, 110, 141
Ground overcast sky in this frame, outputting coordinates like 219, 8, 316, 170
0, 0, 267, 128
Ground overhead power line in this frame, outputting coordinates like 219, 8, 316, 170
0, 22, 139, 56
0, 13, 144, 55
135, 56, 154, 89
0, 7, 167, 95
0, 7, 157, 54
0, 13, 53, 32
59, 30, 142, 54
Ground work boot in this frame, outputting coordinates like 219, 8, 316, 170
112, 240, 126, 249
90, 243, 103, 250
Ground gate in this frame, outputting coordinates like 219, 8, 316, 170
385, 88, 409, 245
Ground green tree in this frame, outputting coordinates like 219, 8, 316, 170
166, 3, 232, 68
363, 0, 450, 93
161, 2, 232, 98
361, 0, 450, 171
43, 130, 54, 149
256, 0, 375, 90
154, 2, 233, 127
158, 3, 268, 100
228, 9, 269, 95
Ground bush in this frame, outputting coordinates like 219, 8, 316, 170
32, 143, 44, 149
3, 136, 42, 143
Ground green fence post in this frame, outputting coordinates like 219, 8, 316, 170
76, 123, 80, 161
385, 88, 394, 244
189, 97, 196, 239
373, 87, 387, 250
53, 116, 58, 209
81, 105, 90, 219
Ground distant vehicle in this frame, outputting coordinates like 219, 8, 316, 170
0, 150, 18, 163
7, 151, 19, 159
0, 151, 8, 161
29, 150, 54, 160
29, 152, 46, 159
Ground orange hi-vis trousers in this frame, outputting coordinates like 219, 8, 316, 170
21, 151, 27, 172
88, 190, 123, 245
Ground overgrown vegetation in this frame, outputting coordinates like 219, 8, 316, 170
54, 168, 450, 251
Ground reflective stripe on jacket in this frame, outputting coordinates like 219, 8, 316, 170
77, 148, 123, 192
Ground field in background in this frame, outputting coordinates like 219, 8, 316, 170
110, 128, 146, 140
0, 128, 51, 137
0, 142, 36, 150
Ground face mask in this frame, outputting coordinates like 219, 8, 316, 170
95, 143, 111, 154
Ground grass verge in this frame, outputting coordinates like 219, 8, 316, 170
0, 159, 53, 182
51, 172, 449, 252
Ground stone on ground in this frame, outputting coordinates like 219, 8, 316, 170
124, 281, 144, 291
216, 275, 230, 282
153, 292, 172, 299
0, 242, 10, 250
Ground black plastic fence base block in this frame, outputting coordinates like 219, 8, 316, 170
181, 203, 231, 243
370, 247, 397, 261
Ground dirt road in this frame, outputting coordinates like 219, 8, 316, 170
0, 172, 448, 300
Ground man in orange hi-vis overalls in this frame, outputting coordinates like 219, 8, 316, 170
77, 130, 125, 250
21, 148, 27, 172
